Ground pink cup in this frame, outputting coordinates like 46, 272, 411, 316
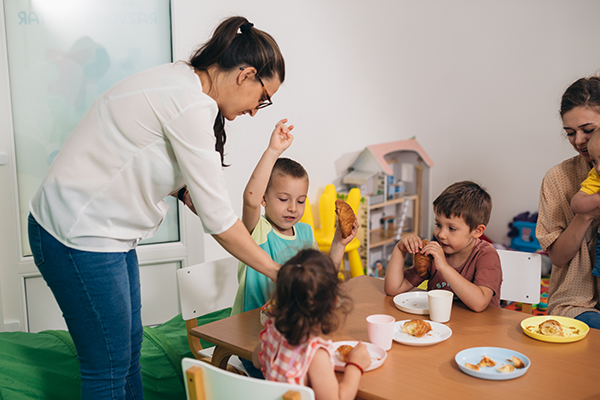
366, 314, 395, 351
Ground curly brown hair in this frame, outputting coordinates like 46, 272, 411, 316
270, 249, 351, 346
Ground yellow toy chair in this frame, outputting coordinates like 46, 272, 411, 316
301, 185, 364, 279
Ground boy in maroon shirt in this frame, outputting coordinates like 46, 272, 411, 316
384, 181, 502, 312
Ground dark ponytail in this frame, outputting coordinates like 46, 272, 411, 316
189, 16, 285, 166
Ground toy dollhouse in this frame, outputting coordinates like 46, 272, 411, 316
341, 138, 434, 271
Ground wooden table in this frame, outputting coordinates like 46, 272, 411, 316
191, 276, 599, 399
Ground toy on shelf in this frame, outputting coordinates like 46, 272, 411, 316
508, 211, 541, 253
368, 259, 387, 278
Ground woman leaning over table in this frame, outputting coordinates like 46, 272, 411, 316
27, 16, 288, 400
537, 76, 600, 329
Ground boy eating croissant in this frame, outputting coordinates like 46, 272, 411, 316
384, 181, 502, 312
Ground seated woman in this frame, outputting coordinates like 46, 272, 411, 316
537, 76, 600, 329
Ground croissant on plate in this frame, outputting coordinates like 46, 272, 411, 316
335, 199, 355, 239
401, 319, 432, 338
479, 356, 496, 368
336, 345, 354, 362
414, 239, 432, 277
539, 319, 564, 336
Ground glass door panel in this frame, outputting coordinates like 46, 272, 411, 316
3, 0, 177, 255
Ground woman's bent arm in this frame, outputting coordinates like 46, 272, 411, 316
213, 219, 279, 281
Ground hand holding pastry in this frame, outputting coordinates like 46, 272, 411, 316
397, 234, 425, 254
335, 199, 356, 240
346, 341, 371, 372
413, 239, 432, 277
267, 118, 294, 157
421, 240, 449, 273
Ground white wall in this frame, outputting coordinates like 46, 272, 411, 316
172, 0, 600, 260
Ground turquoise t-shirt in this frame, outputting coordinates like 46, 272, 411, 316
232, 216, 316, 315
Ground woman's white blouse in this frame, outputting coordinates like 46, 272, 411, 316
30, 62, 237, 252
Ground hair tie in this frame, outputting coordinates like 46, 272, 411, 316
296, 264, 303, 268
240, 22, 254, 34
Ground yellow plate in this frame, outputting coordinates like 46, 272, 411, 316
520, 316, 589, 343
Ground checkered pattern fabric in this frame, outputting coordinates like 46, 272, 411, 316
259, 319, 335, 385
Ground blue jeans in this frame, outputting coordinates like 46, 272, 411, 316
241, 357, 265, 379
575, 311, 600, 330
594, 233, 600, 277
28, 214, 144, 400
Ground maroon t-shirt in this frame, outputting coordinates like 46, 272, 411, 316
405, 239, 503, 307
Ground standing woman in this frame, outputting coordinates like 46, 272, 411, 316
537, 76, 600, 329
28, 16, 288, 399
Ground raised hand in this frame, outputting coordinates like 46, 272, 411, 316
267, 118, 294, 156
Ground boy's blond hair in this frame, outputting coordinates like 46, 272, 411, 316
433, 181, 492, 231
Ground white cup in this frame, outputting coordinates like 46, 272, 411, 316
427, 290, 454, 323
366, 314, 395, 351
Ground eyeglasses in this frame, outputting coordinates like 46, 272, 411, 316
240, 67, 273, 109
255, 75, 273, 109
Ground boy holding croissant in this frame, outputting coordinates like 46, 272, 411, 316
232, 119, 358, 316
384, 181, 502, 312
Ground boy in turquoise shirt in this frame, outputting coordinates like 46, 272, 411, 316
232, 119, 357, 316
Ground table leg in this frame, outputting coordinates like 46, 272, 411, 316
211, 345, 233, 369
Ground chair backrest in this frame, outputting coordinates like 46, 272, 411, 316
182, 357, 315, 400
497, 249, 541, 310
346, 187, 362, 214
177, 257, 239, 322
318, 187, 336, 236
299, 195, 314, 228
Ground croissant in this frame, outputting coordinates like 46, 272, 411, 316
401, 319, 432, 338
336, 345, 354, 362
414, 239, 432, 277
539, 319, 564, 336
464, 363, 480, 371
511, 356, 525, 369
335, 199, 355, 239
496, 364, 515, 373
479, 355, 497, 368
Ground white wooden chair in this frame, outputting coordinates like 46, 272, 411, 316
497, 249, 542, 314
177, 257, 245, 372
183, 357, 315, 400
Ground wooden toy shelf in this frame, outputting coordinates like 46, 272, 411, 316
368, 194, 419, 249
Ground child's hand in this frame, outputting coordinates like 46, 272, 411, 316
422, 241, 449, 271
334, 216, 358, 246
267, 118, 294, 156
398, 234, 424, 253
347, 341, 371, 371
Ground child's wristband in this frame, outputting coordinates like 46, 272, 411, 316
345, 362, 364, 375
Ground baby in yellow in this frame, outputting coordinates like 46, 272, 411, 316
570, 130, 600, 300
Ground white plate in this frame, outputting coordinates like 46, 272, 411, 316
455, 347, 531, 380
393, 292, 429, 315
392, 320, 452, 346
332, 341, 387, 372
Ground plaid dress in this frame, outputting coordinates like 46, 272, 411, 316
259, 319, 335, 385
